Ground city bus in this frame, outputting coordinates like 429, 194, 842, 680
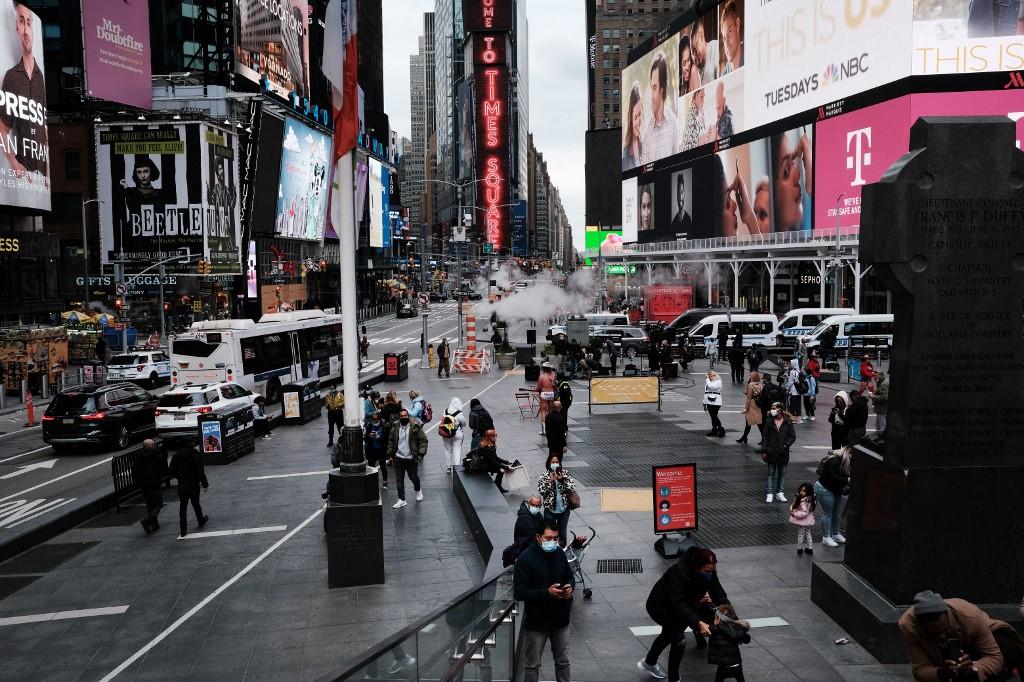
168, 310, 343, 402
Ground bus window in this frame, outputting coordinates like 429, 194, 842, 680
172, 339, 219, 358
240, 334, 291, 376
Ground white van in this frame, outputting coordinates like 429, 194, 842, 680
778, 308, 856, 342
584, 313, 629, 327
800, 314, 894, 350
684, 314, 779, 350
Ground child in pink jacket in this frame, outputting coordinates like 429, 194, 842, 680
789, 482, 816, 556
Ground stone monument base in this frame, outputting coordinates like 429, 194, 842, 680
325, 501, 385, 588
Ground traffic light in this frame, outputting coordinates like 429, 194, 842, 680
115, 298, 123, 312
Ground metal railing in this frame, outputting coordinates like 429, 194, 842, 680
324, 569, 517, 682
357, 302, 397, 321
584, 226, 861, 259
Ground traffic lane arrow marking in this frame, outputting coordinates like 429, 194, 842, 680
0, 459, 58, 480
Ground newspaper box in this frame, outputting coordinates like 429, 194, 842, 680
198, 403, 255, 465
282, 378, 323, 425
384, 352, 409, 382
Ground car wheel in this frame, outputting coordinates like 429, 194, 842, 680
265, 379, 282, 404
114, 425, 130, 450
149, 372, 159, 388
626, 346, 638, 358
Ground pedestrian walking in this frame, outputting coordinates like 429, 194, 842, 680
606, 337, 619, 375
707, 604, 751, 682
437, 338, 451, 378
704, 336, 718, 369
325, 386, 344, 447
820, 326, 837, 363
802, 369, 817, 421
359, 333, 369, 361
728, 341, 745, 384
703, 370, 724, 438
468, 398, 494, 450
408, 390, 428, 422
427, 343, 436, 368
536, 364, 557, 433
814, 447, 851, 548
252, 396, 272, 439
476, 429, 514, 493
386, 408, 428, 508
568, 340, 583, 378
844, 390, 869, 446
762, 401, 795, 503
872, 371, 889, 434
557, 375, 573, 434
552, 333, 568, 373
538, 453, 577, 548
746, 344, 763, 374
514, 518, 575, 682
363, 411, 388, 489
859, 354, 876, 392
169, 439, 209, 537
438, 397, 467, 474
736, 372, 762, 444
380, 391, 402, 430
784, 359, 805, 422
133, 439, 164, 534
638, 547, 731, 681
828, 392, 850, 450
788, 482, 816, 555
647, 340, 661, 376
717, 325, 730, 363
95, 335, 107, 363
545, 401, 567, 458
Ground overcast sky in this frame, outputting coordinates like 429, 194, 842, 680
381, 1, 588, 250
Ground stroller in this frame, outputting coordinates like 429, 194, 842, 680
564, 522, 597, 599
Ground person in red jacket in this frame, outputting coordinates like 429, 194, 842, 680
859, 354, 875, 391
806, 353, 822, 380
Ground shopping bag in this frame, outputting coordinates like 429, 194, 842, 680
504, 464, 530, 491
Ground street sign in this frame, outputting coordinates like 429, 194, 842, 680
483, 243, 493, 254
418, 293, 429, 305
120, 303, 132, 311
115, 281, 127, 296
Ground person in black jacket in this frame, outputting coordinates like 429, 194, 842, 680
762, 402, 796, 504
707, 603, 751, 682
557, 376, 573, 432
476, 429, 513, 493
169, 439, 209, 537
514, 518, 575, 682
814, 447, 852, 548
728, 340, 745, 384
133, 439, 165, 534
638, 547, 731, 682
514, 495, 545, 543
467, 398, 494, 450
843, 389, 869, 446
544, 401, 566, 457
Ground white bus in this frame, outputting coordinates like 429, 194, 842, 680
169, 310, 344, 402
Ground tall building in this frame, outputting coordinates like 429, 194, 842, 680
404, 13, 436, 237
584, 0, 692, 229
432, 0, 464, 241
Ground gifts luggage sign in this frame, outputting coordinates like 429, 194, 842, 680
652, 463, 697, 534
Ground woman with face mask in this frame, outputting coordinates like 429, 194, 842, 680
762, 401, 797, 504
537, 453, 577, 548
703, 370, 724, 438
638, 547, 731, 682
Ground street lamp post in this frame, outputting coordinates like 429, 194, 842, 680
80, 199, 104, 311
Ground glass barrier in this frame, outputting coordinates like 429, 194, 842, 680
327, 569, 516, 682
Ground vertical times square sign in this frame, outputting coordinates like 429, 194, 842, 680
467, 0, 512, 249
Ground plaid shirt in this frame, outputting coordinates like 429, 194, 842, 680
644, 107, 678, 163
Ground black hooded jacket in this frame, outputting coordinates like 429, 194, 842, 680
514, 500, 543, 543
708, 621, 751, 666
645, 561, 729, 630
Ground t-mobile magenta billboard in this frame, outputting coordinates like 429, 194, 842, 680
82, 0, 152, 109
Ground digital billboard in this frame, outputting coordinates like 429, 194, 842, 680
464, 0, 513, 32
234, 0, 310, 100
457, 80, 476, 181
275, 117, 330, 241
368, 158, 383, 248
0, 0, 49, 211
95, 123, 242, 275
82, 0, 152, 109
913, 0, 1024, 75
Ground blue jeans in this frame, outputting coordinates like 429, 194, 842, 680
545, 508, 571, 548
567, 358, 579, 377
765, 463, 786, 496
814, 481, 847, 538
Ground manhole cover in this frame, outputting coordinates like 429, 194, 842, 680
596, 558, 643, 574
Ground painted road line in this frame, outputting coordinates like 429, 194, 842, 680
0, 605, 129, 627
99, 505, 325, 682
0, 457, 113, 504
0, 459, 58, 479
0, 498, 77, 529
0, 426, 40, 440
629, 616, 789, 637
247, 470, 331, 481
800, 445, 832, 450
0, 445, 52, 464
178, 525, 287, 540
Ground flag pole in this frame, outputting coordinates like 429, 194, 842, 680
335, 151, 365, 471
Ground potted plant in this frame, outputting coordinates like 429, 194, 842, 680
493, 323, 517, 370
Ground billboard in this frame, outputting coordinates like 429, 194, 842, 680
457, 80, 476, 181
81, 0, 152, 109
368, 158, 383, 248
380, 165, 391, 248
653, 463, 697, 534
0, 0, 48, 211
815, 88, 1024, 234
234, 0, 310, 100
275, 117, 330, 241
621, 176, 638, 242
464, 0, 513, 32
511, 200, 528, 256
96, 123, 242, 275
474, 51, 510, 249
913, 0, 1024, 75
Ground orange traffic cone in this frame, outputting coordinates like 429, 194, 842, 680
25, 390, 35, 427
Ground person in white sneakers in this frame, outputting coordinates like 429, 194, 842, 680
438, 397, 468, 474
386, 409, 428, 508
814, 447, 851, 547
761, 402, 796, 504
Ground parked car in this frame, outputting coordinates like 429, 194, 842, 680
456, 289, 483, 301
106, 350, 172, 388
396, 301, 419, 318
590, 325, 650, 358
429, 291, 448, 302
155, 382, 258, 439
42, 383, 157, 452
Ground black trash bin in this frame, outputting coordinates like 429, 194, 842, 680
383, 352, 409, 382
198, 403, 256, 464
281, 378, 323, 425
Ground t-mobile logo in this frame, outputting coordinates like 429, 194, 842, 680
845, 127, 872, 187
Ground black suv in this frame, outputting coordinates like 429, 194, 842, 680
42, 383, 158, 452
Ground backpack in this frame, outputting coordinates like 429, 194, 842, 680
795, 371, 810, 395
438, 410, 460, 438
758, 383, 784, 411
421, 401, 433, 422
462, 449, 483, 473
501, 536, 533, 567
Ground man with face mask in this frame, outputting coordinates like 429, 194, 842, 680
386, 409, 428, 508
514, 519, 575, 682
514, 495, 545, 543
